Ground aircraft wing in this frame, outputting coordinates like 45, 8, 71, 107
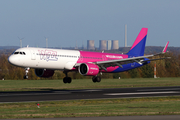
94, 54, 169, 71
74, 42, 170, 71
95, 42, 170, 70
74, 54, 169, 71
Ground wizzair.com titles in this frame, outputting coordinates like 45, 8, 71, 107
106, 55, 123, 59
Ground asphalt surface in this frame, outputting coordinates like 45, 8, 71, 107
0, 86, 180, 103
1, 86, 180, 120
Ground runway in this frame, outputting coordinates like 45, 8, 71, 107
0, 86, 180, 103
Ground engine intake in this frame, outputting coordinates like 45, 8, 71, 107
35, 69, 54, 78
78, 63, 99, 76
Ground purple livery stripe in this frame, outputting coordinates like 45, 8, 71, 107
127, 28, 148, 56
130, 28, 148, 50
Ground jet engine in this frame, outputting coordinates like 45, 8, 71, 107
78, 63, 99, 76
35, 69, 54, 78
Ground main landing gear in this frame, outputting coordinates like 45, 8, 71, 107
24, 67, 30, 79
92, 76, 101, 83
62, 71, 101, 84
63, 71, 72, 83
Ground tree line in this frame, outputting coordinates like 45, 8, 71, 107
0, 51, 178, 80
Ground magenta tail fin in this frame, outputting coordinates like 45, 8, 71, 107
127, 28, 148, 56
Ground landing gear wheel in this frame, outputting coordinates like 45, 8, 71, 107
92, 76, 97, 83
24, 75, 28, 79
63, 77, 72, 84
24, 67, 30, 79
96, 76, 101, 82
92, 76, 101, 83
63, 77, 68, 83
67, 77, 72, 83
63, 71, 72, 84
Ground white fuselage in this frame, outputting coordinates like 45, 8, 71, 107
8, 47, 80, 70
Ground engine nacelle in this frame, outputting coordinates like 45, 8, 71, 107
35, 69, 54, 78
78, 63, 99, 76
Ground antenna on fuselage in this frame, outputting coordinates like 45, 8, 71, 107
18, 37, 24, 48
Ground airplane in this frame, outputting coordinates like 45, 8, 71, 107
8, 28, 169, 83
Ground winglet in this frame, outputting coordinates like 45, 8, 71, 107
162, 41, 169, 53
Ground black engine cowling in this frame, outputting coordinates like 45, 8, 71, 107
35, 69, 54, 78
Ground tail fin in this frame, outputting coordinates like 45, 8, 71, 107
127, 28, 148, 56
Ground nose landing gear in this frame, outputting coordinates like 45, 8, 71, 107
24, 67, 30, 79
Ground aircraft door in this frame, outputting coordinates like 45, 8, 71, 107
102, 55, 107, 61
79, 54, 83, 62
30, 49, 36, 60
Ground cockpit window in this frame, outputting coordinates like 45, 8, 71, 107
14, 52, 19, 54
14, 51, 26, 55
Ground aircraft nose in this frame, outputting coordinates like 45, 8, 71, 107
8, 55, 19, 65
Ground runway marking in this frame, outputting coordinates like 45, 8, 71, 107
84, 90, 102, 92
104, 91, 179, 96
137, 88, 180, 91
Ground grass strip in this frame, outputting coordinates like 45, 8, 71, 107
0, 96, 180, 119
0, 77, 180, 91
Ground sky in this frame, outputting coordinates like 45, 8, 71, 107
0, 0, 180, 48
